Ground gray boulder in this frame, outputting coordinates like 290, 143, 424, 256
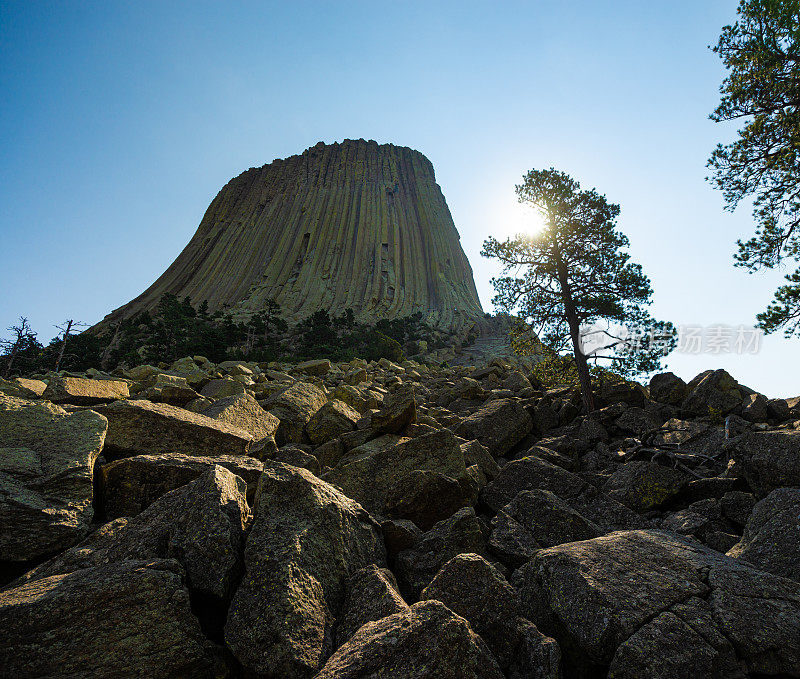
264, 380, 327, 444
201, 392, 279, 453
42, 375, 130, 405
0, 559, 220, 678
305, 399, 360, 444
336, 564, 409, 647
648, 372, 687, 405
453, 398, 533, 457
517, 529, 800, 677
727, 487, 800, 582
316, 600, 504, 679
371, 383, 417, 434
224, 461, 386, 678
726, 429, 800, 497
395, 507, 488, 598
482, 455, 644, 532
681, 369, 743, 416
603, 461, 689, 511
100, 451, 263, 518
489, 489, 601, 567
97, 398, 252, 458
0, 396, 107, 560
323, 428, 473, 527
421, 553, 560, 676
17, 466, 248, 601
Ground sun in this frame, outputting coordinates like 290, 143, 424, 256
495, 199, 547, 240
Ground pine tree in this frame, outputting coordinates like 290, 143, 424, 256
482, 168, 675, 412
709, 0, 800, 335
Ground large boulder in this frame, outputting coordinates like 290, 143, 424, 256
482, 454, 644, 532
395, 507, 488, 598
0, 377, 47, 398
96, 398, 252, 458
384, 469, 471, 530
323, 428, 473, 527
200, 377, 245, 400
0, 559, 220, 678
18, 466, 249, 600
315, 600, 504, 679
100, 451, 262, 518
681, 369, 743, 416
225, 461, 386, 678
602, 461, 689, 511
295, 358, 331, 376
371, 383, 417, 434
421, 553, 560, 676
726, 429, 800, 497
727, 487, 800, 582
139, 373, 200, 406
305, 399, 360, 444
648, 372, 687, 405
201, 392, 279, 455
517, 529, 800, 678
336, 565, 409, 647
42, 375, 130, 405
264, 380, 327, 444
0, 396, 107, 561
452, 398, 533, 457
489, 489, 601, 567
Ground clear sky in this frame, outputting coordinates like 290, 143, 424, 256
1, 1, 797, 396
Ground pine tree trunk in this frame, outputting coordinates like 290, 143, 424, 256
557, 260, 595, 412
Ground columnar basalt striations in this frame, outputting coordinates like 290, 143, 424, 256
101, 139, 484, 330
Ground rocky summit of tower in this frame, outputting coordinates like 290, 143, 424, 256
101, 139, 484, 331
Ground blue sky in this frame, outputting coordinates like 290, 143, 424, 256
1, 1, 797, 396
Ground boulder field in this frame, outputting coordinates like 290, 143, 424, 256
1, 359, 799, 678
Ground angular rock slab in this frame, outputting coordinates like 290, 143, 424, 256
421, 553, 560, 675
264, 380, 327, 444
0, 559, 219, 678
97, 398, 252, 458
336, 564, 409, 648
727, 429, 800, 497
201, 392, 279, 447
482, 454, 644, 533
727, 487, 800, 582
489, 489, 601, 567
323, 428, 472, 526
602, 461, 689, 511
225, 461, 386, 678
42, 375, 130, 404
452, 398, 533, 457
17, 466, 248, 600
395, 507, 488, 599
517, 529, 800, 678
316, 600, 504, 679
305, 398, 359, 444
100, 451, 263, 518
0, 396, 107, 561
371, 384, 417, 434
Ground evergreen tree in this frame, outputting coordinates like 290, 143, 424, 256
482, 168, 675, 412
709, 0, 800, 335
1, 318, 41, 377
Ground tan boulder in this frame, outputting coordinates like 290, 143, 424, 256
43, 375, 129, 405
0, 395, 107, 560
96, 399, 251, 458
264, 380, 327, 444
306, 399, 360, 444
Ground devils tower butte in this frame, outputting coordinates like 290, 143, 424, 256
101, 139, 484, 331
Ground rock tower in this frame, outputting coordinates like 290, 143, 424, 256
101, 139, 484, 331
